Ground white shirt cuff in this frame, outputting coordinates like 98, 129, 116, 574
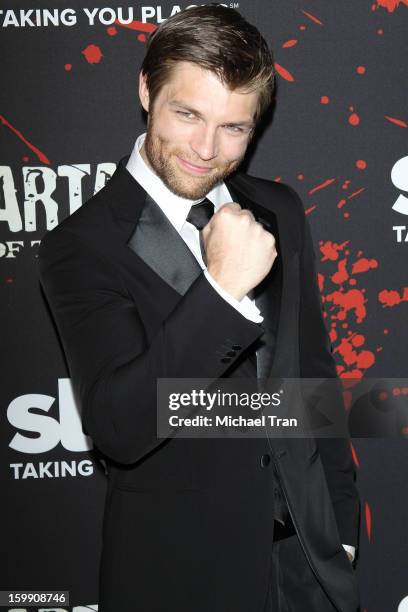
342, 544, 355, 562
203, 270, 264, 324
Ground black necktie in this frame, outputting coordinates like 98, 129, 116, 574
186, 198, 214, 264
186, 198, 214, 231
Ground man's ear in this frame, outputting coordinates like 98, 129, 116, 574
139, 71, 150, 112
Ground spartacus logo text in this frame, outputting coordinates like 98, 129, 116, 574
0, 163, 115, 258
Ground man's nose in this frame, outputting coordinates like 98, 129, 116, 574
190, 125, 218, 161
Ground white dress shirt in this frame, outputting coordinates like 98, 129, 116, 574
126, 134, 355, 563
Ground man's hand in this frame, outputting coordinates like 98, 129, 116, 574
346, 551, 354, 564
202, 202, 278, 301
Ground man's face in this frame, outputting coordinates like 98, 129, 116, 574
139, 61, 259, 199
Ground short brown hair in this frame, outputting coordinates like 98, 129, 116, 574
141, 4, 275, 121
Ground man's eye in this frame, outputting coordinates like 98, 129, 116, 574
176, 111, 195, 120
225, 125, 245, 133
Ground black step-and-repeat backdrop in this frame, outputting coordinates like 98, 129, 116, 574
1, 2, 407, 610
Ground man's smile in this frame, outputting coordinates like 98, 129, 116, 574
176, 156, 215, 175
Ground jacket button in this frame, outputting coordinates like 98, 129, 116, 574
260, 454, 270, 468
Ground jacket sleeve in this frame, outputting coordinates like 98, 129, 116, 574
38, 226, 263, 466
289, 186, 360, 547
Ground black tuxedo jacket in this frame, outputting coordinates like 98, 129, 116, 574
38, 158, 359, 612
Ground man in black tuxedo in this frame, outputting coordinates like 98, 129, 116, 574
39, 5, 359, 611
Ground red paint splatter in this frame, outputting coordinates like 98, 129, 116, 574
82, 44, 103, 64
356, 66, 366, 74
383, 329, 388, 334
338, 198, 347, 208
6, 277, 14, 284
309, 178, 335, 195
378, 288, 408, 307
299, 24, 306, 31
348, 187, 365, 200
114, 19, 157, 33
378, 391, 388, 400
301, 10, 323, 25
282, 39, 298, 48
356, 159, 367, 169
350, 442, 359, 467
305, 205, 317, 215
274, 176, 282, 182
384, 115, 408, 128
22, 155, 29, 162
0, 114, 50, 164
297, 174, 304, 180
351, 334, 365, 347
377, 28, 384, 34
343, 212, 350, 219
338, 345, 372, 371
326, 289, 367, 323
375, 0, 408, 12
352, 258, 378, 274
138, 33, 147, 42
356, 350, 375, 369
318, 238, 386, 378
340, 368, 363, 380
107, 26, 117, 36
274, 63, 295, 82
64, 63, 72, 71
320, 240, 350, 262
399, 387, 408, 394
348, 112, 360, 126
320, 95, 330, 104
331, 258, 349, 285
365, 502, 372, 542
318, 272, 325, 292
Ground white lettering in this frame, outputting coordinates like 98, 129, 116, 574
391, 155, 408, 215
0, 166, 23, 231
23, 167, 58, 232
83, 7, 99, 25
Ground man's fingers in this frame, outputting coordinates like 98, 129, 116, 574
218, 202, 242, 213
217, 203, 257, 223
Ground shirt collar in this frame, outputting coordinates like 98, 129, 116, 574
126, 133, 232, 232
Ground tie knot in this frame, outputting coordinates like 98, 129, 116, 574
186, 198, 214, 231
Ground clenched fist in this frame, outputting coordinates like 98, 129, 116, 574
202, 202, 277, 301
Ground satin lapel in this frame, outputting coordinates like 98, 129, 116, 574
127, 193, 202, 296
226, 177, 300, 379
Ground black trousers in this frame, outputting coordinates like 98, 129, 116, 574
264, 520, 337, 612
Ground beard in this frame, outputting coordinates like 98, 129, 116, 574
143, 122, 243, 200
